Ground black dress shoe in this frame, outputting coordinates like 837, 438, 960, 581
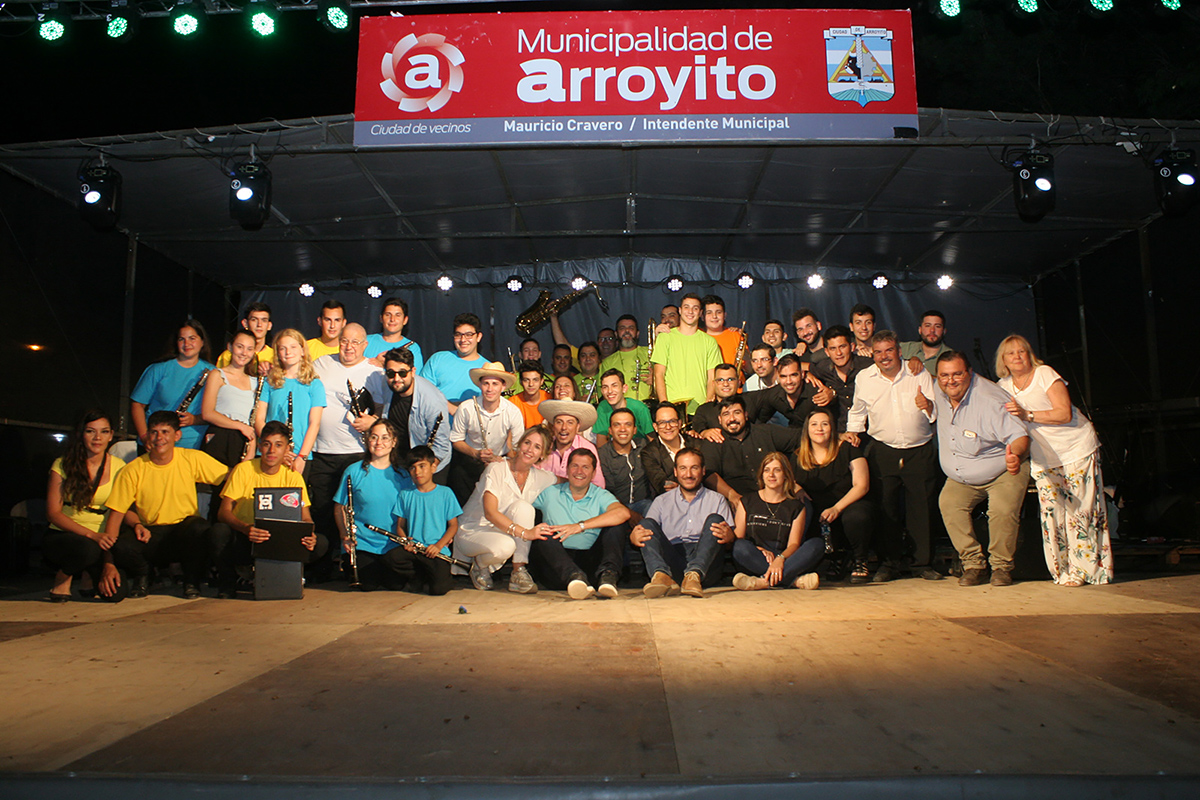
871, 564, 898, 583
128, 576, 149, 598
918, 566, 944, 581
183, 583, 202, 599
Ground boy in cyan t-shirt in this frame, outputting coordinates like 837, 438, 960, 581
392, 446, 462, 595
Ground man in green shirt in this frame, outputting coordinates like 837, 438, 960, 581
599, 314, 652, 401
651, 293, 719, 415
594, 369, 654, 447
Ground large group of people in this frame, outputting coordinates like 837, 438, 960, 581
41, 292, 1114, 603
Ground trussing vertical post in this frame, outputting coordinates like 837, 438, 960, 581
118, 234, 138, 436
1073, 260, 1092, 408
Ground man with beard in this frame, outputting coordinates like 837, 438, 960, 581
599, 315, 652, 402
808, 325, 873, 432
365, 347, 451, 481
792, 308, 824, 363
708, 396, 803, 508
754, 354, 827, 428
901, 309, 952, 376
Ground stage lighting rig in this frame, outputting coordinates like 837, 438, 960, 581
931, 0, 962, 20
1086, 0, 1115, 15
506, 276, 524, 292
78, 161, 122, 231
736, 272, 755, 290
437, 275, 454, 292
247, 0, 280, 37
664, 275, 684, 293
807, 274, 824, 289
871, 272, 889, 289
299, 283, 315, 297
367, 282, 384, 299
1008, 149, 1056, 223
1153, 149, 1197, 217
170, 1, 206, 38
229, 158, 272, 231
937, 275, 954, 290
36, 4, 69, 43
319, 0, 352, 32
105, 1, 140, 41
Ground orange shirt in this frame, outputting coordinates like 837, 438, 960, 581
710, 328, 743, 367
508, 390, 551, 429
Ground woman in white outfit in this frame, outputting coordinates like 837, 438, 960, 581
453, 425, 557, 594
995, 335, 1113, 586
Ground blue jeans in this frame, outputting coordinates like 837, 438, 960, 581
731, 537, 825, 586
638, 514, 725, 583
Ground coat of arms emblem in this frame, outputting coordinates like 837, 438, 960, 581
825, 26, 895, 107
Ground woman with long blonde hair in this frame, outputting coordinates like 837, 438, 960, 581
793, 409, 873, 584
731, 452, 821, 590
996, 334, 1111, 586
254, 328, 325, 476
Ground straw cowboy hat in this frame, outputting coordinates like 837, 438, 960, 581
539, 399, 598, 432
468, 362, 517, 390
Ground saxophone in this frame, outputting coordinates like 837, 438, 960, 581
342, 476, 362, 588
515, 281, 609, 335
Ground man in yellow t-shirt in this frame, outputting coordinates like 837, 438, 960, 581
210, 420, 325, 597
307, 300, 346, 360
215, 302, 274, 375
104, 411, 229, 599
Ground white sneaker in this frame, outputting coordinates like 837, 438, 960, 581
469, 559, 493, 591
567, 579, 595, 600
733, 572, 768, 591
507, 565, 537, 594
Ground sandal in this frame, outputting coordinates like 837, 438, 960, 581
1061, 576, 1085, 587
48, 592, 71, 604
850, 561, 871, 585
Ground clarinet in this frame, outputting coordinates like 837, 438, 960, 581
347, 380, 366, 417
176, 369, 210, 413
286, 392, 294, 438
361, 521, 470, 570
242, 375, 267, 459
342, 476, 362, 588
426, 413, 444, 447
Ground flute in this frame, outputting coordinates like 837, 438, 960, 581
342, 476, 362, 588
361, 521, 470, 570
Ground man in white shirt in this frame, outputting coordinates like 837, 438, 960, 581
448, 362, 525, 504
744, 343, 778, 391
308, 323, 383, 578
844, 330, 941, 582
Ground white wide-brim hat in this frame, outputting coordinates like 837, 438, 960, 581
539, 399, 598, 431
469, 362, 517, 390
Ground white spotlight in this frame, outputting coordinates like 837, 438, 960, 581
736, 272, 754, 290
871, 272, 889, 290
298, 283, 315, 297
937, 274, 954, 291
665, 275, 684, 293
506, 276, 524, 292
570, 275, 588, 292
807, 274, 824, 289
367, 282, 384, 299
437, 275, 454, 292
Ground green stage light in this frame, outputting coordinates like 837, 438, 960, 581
248, 0, 279, 37
933, 0, 961, 20
1015, 0, 1038, 12
319, 0, 352, 32
105, 1, 140, 41
1088, 0, 1114, 11
1158, 0, 1181, 10
170, 1, 205, 37
36, 5, 69, 43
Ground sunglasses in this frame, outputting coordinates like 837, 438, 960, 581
385, 368, 412, 379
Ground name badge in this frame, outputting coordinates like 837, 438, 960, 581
964, 430, 978, 439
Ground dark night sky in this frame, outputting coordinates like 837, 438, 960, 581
1, 0, 1198, 145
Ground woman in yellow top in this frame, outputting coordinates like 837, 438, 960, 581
44, 410, 126, 602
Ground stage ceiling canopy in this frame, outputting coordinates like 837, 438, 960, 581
2, 108, 1196, 290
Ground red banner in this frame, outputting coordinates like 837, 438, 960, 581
354, 9, 917, 146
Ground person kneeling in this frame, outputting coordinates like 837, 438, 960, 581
630, 447, 734, 599
210, 421, 328, 597
731, 452, 822, 590
528, 448, 630, 600
390, 447, 462, 596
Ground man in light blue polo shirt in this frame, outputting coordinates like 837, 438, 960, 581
630, 446, 735, 599
530, 448, 630, 600
929, 350, 1031, 588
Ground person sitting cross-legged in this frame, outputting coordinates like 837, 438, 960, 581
730, 452, 822, 591
630, 447, 735, 599
528, 448, 631, 600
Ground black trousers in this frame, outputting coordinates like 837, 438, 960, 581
42, 530, 104, 575
447, 450, 486, 507
354, 547, 453, 595
109, 516, 211, 585
867, 439, 941, 567
811, 499, 876, 562
529, 524, 627, 589
307, 451, 363, 552
208, 522, 330, 588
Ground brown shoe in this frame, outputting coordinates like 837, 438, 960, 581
958, 568, 988, 587
680, 571, 704, 598
643, 571, 679, 598
990, 569, 1014, 587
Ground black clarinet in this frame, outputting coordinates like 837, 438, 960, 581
342, 476, 362, 588
286, 392, 294, 438
362, 521, 470, 570
242, 375, 267, 459
426, 412, 444, 447
176, 369, 211, 413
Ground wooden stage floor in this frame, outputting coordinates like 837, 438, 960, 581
2, 572, 1200, 780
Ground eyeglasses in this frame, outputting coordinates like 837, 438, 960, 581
340, 339, 366, 347
453, 332, 480, 340
385, 368, 412, 379
654, 419, 680, 427
715, 377, 737, 383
